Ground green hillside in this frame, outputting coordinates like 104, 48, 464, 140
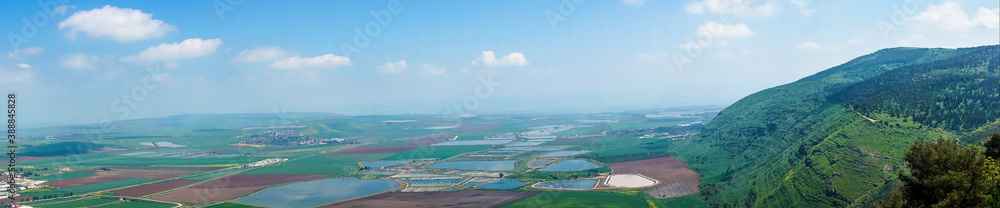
676, 45, 999, 207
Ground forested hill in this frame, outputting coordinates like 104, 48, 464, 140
675, 45, 999, 207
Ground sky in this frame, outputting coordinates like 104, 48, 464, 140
0, 0, 998, 125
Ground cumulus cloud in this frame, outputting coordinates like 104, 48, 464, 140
124, 38, 222, 62
58, 5, 176, 42
789, 0, 814, 16
623, 0, 648, 5
7, 47, 44, 58
909, 2, 1000, 31
60, 54, 113, 70
234, 46, 296, 62
685, 0, 778, 17
54, 5, 74, 15
268, 54, 351, 69
677, 21, 755, 50
376, 60, 408, 74
471, 51, 528, 67
15, 64, 30, 69
695, 21, 755, 37
420, 63, 446, 75
795, 41, 821, 50
0, 67, 33, 84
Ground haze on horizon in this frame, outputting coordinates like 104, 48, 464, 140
1, 0, 997, 125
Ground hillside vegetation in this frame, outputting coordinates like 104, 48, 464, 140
676, 45, 999, 207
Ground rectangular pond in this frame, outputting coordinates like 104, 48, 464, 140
427, 160, 517, 171
234, 178, 400, 208
542, 159, 601, 171
535, 179, 598, 190
475, 180, 527, 189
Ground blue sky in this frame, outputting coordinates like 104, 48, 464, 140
1, 0, 998, 125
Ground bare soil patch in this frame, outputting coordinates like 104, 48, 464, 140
608, 156, 700, 198
112, 179, 200, 197
323, 190, 540, 208
149, 174, 330, 204
43, 171, 189, 188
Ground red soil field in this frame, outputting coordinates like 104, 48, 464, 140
0, 196, 34, 203
323, 190, 540, 208
608, 156, 701, 199
328, 144, 420, 154
42, 171, 189, 188
112, 179, 200, 197
105, 166, 223, 171
150, 174, 331, 204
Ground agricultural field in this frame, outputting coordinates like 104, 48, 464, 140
9, 108, 716, 207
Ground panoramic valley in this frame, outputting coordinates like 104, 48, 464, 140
2, 0, 999, 207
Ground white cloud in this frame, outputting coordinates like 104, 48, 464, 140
909, 2, 1000, 31
15, 64, 30, 69
677, 21, 755, 50
623, 0, 648, 5
268, 54, 351, 69
0, 67, 33, 85
125, 38, 222, 62
420, 63, 446, 75
789, 0, 814, 16
795, 41, 821, 50
234, 46, 296, 62
377, 60, 408, 74
695, 21, 755, 37
59, 5, 176, 42
716, 52, 735, 58
60, 54, 113, 70
7, 47, 44, 58
846, 38, 863, 44
685, 0, 778, 17
471, 51, 528, 67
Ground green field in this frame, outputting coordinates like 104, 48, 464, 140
502, 191, 650, 208
239, 153, 391, 175
30, 172, 95, 181
28, 197, 119, 208
380, 145, 493, 160
60, 177, 158, 193
89, 200, 177, 208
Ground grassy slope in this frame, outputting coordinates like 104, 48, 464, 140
676, 45, 999, 207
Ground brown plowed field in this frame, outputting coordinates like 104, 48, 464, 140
43, 171, 189, 188
112, 179, 200, 197
149, 174, 331, 204
322, 190, 540, 208
608, 156, 700, 199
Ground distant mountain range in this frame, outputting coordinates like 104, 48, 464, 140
676, 45, 999, 207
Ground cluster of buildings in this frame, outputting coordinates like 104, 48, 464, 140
239, 158, 288, 168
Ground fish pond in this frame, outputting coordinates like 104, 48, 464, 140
475, 180, 527, 189
535, 179, 598, 190
542, 160, 600, 171
427, 160, 517, 171
234, 178, 400, 208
